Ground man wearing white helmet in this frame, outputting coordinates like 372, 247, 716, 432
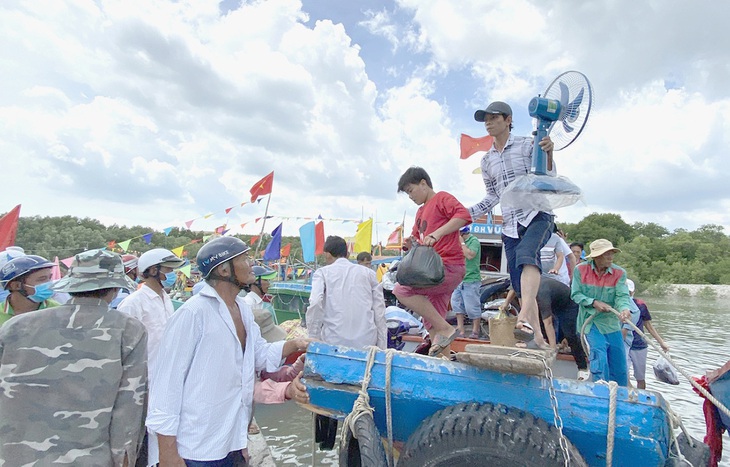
118, 248, 184, 467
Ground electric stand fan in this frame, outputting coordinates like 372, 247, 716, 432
500, 70, 594, 211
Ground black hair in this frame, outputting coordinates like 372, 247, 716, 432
356, 252, 372, 263
69, 288, 118, 299
324, 236, 348, 258
397, 166, 432, 192
570, 242, 584, 249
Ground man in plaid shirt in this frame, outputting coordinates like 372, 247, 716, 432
469, 101, 555, 348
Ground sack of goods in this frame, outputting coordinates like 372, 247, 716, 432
396, 244, 444, 288
653, 356, 680, 385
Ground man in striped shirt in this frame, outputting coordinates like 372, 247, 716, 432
469, 101, 555, 347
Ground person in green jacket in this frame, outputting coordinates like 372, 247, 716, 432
0, 254, 60, 326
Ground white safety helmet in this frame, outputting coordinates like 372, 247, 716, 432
138, 248, 185, 276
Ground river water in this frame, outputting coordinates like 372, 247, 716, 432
255, 295, 730, 466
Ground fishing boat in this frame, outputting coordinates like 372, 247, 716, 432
301, 342, 710, 467
266, 280, 311, 324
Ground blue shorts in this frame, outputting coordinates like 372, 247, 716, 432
502, 212, 553, 297
450, 281, 482, 319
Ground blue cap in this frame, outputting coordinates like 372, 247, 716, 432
460, 226, 471, 234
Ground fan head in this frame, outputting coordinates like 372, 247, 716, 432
542, 71, 593, 151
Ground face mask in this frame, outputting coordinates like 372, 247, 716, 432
0, 289, 8, 303
161, 272, 177, 288
26, 281, 54, 303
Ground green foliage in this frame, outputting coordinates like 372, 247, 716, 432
696, 286, 718, 300
676, 287, 690, 297
562, 212, 635, 246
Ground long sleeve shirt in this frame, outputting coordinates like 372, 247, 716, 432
468, 134, 555, 238
146, 283, 285, 461
306, 258, 387, 349
571, 260, 632, 334
0, 297, 148, 466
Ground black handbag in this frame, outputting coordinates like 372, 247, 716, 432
396, 243, 445, 288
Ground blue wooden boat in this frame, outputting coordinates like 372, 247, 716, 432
708, 360, 730, 432
302, 342, 709, 467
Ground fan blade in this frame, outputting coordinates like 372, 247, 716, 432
564, 88, 585, 121
562, 120, 574, 133
559, 82, 569, 107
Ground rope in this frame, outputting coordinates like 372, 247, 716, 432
606, 381, 618, 467
311, 411, 316, 467
384, 350, 395, 467
341, 346, 378, 441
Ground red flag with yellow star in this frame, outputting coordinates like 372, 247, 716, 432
460, 134, 494, 159
249, 171, 274, 202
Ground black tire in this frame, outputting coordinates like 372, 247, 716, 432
398, 402, 587, 467
339, 413, 388, 467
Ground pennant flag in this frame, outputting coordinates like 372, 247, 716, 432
249, 171, 274, 203
353, 219, 373, 256
204, 213, 213, 219
315, 221, 325, 255
460, 133, 494, 159
240, 202, 248, 207
60, 256, 74, 268
240, 222, 248, 229
263, 223, 283, 261
185, 220, 195, 229
171, 245, 185, 258
142, 233, 153, 244
255, 217, 262, 223
220, 229, 230, 236
215, 225, 227, 234
225, 207, 234, 214
51, 257, 61, 281
163, 227, 173, 236
0, 204, 21, 251
299, 221, 316, 263
250, 235, 260, 246
280, 243, 291, 257
107, 240, 116, 249
385, 225, 403, 250
179, 264, 192, 278
203, 234, 212, 242
118, 239, 132, 252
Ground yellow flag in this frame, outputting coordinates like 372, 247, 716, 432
118, 239, 132, 252
172, 245, 185, 258
179, 264, 192, 278
353, 218, 373, 256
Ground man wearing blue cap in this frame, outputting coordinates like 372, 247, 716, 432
451, 226, 482, 339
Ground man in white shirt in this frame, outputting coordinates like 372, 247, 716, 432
118, 248, 184, 466
147, 237, 309, 466
306, 236, 387, 349
540, 231, 574, 287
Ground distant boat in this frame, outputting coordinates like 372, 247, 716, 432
266, 280, 311, 324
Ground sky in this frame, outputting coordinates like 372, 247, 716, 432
2, 0, 729, 247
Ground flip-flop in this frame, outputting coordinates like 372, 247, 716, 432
428, 330, 458, 356
513, 320, 535, 343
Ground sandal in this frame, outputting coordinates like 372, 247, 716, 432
468, 332, 480, 340
428, 330, 458, 356
513, 320, 535, 342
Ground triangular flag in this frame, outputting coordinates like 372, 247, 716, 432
60, 256, 74, 268
203, 235, 212, 242
250, 235, 260, 246
240, 222, 248, 229
220, 229, 230, 236
240, 202, 248, 207
280, 243, 291, 257
255, 217, 262, 223
215, 225, 227, 234
225, 207, 234, 214
171, 245, 185, 257
204, 213, 213, 219
460, 133, 494, 159
107, 240, 116, 249
263, 223, 283, 261
179, 264, 192, 278
163, 227, 173, 236
299, 221, 315, 263
142, 233, 153, 244
315, 221, 325, 255
249, 171, 274, 203
118, 239, 132, 252
353, 219, 373, 256
185, 220, 195, 229
0, 205, 21, 251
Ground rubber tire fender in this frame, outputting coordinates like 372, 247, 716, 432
398, 402, 587, 467
339, 413, 388, 467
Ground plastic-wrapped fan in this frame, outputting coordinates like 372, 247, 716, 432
500, 174, 585, 211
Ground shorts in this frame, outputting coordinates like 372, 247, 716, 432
394, 262, 465, 329
503, 212, 553, 297
451, 281, 482, 319
628, 347, 648, 381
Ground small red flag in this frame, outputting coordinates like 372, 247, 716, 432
385, 225, 403, 249
280, 243, 291, 257
460, 134, 494, 159
250, 235, 260, 246
249, 171, 274, 203
314, 221, 325, 255
0, 205, 21, 251
225, 207, 234, 214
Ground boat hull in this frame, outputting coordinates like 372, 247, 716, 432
302, 342, 677, 467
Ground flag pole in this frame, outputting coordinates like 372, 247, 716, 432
254, 194, 272, 258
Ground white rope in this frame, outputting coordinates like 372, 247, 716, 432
341, 346, 378, 445
606, 381, 617, 467
384, 350, 395, 467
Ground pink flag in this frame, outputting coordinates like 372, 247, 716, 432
51, 257, 62, 281
185, 219, 195, 229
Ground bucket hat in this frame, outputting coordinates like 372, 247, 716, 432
586, 239, 621, 259
52, 249, 137, 293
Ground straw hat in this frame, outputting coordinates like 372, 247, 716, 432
253, 308, 287, 343
586, 239, 621, 259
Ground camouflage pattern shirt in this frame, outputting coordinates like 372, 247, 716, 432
0, 297, 148, 466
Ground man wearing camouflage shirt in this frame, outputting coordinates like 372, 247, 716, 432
0, 249, 148, 466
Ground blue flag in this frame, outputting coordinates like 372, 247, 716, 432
299, 221, 315, 263
263, 223, 283, 261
